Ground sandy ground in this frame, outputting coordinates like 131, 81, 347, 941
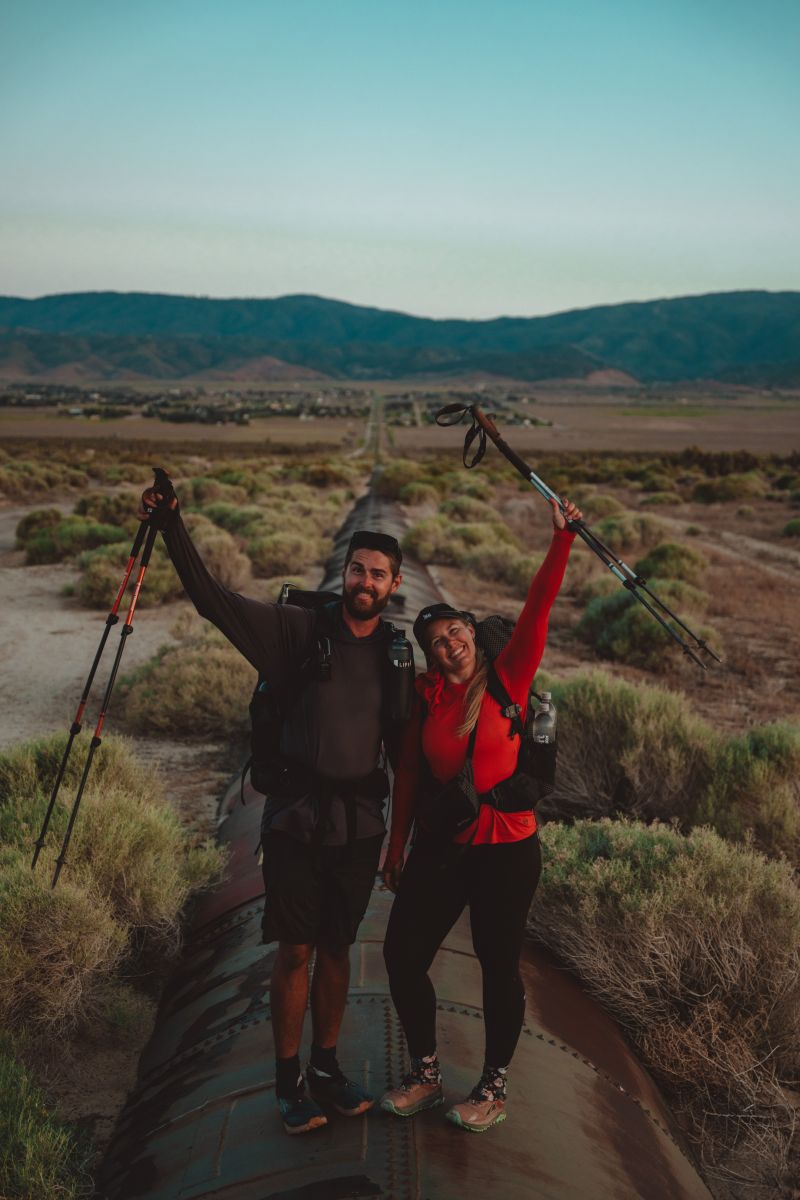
0, 500, 239, 1157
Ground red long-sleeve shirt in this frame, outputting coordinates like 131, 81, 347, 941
389, 527, 575, 853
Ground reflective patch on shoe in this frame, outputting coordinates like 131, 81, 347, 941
307, 1066, 374, 1116
278, 1091, 328, 1135
445, 1097, 507, 1133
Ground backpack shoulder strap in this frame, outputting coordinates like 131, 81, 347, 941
486, 663, 524, 739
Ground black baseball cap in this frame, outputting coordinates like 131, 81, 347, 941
413, 602, 475, 650
346, 529, 403, 567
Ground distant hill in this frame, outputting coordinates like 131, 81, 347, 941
1, 289, 798, 384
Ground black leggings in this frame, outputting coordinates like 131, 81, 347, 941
383, 832, 541, 1068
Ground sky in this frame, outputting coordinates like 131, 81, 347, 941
1, 0, 799, 318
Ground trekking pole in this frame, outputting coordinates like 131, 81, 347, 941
49, 468, 174, 887
31, 519, 150, 870
435, 403, 720, 670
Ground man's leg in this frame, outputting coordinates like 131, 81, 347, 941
310, 942, 351, 1050
271, 941, 313, 1058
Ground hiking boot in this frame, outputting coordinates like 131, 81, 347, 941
307, 1064, 374, 1116
380, 1055, 444, 1117
445, 1066, 507, 1133
277, 1084, 328, 1135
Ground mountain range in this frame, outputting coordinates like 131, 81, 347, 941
1, 289, 798, 385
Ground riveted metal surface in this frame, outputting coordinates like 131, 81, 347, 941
97, 481, 712, 1200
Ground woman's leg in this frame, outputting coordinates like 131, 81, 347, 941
383, 839, 469, 1056
468, 833, 542, 1068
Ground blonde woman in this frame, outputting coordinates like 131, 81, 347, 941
380, 497, 581, 1132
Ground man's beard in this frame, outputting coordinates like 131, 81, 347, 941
342, 584, 391, 622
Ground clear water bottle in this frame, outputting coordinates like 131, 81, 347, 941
526, 691, 557, 800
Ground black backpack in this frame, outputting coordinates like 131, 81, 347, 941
241, 585, 412, 803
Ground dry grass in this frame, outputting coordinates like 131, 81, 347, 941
532, 820, 800, 1183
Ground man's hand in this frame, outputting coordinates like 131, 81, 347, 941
381, 847, 405, 893
549, 496, 582, 531
138, 487, 178, 527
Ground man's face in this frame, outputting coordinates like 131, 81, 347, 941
342, 549, 401, 621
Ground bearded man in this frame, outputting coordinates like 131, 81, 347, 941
139, 482, 403, 1135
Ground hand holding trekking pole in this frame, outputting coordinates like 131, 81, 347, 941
549, 497, 582, 531
435, 402, 721, 670
33, 467, 176, 885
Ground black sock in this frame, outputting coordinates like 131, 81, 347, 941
276, 1054, 302, 1100
310, 1043, 340, 1077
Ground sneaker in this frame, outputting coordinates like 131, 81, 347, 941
278, 1084, 328, 1135
380, 1058, 444, 1118
445, 1068, 507, 1133
307, 1064, 374, 1116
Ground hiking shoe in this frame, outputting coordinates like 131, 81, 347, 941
380, 1070, 444, 1117
278, 1085, 328, 1135
307, 1064, 374, 1116
445, 1093, 506, 1132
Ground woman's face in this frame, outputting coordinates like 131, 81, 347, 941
427, 617, 477, 680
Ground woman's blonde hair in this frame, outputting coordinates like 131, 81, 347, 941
456, 646, 488, 739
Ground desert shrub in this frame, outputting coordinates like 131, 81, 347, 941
185, 476, 248, 505
439, 495, 499, 522
290, 460, 360, 488
247, 530, 323, 577
198, 501, 265, 535
441, 470, 493, 500
20, 516, 124, 565
634, 541, 707, 585
403, 517, 516, 567
532, 820, 800, 1172
580, 492, 624, 518
577, 582, 716, 671
182, 513, 251, 589
782, 518, 800, 537
0, 1037, 92, 1199
463, 546, 543, 597
74, 490, 139, 530
639, 491, 682, 506
75, 540, 183, 608
736, 504, 755, 517
692, 471, 767, 503
591, 513, 662, 554
121, 627, 254, 738
14, 508, 63, 547
638, 469, 675, 492
0, 851, 126, 1034
543, 671, 800, 860
398, 482, 439, 507
0, 733, 224, 954
374, 460, 426, 499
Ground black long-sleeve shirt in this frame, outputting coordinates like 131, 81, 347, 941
161, 512, 388, 844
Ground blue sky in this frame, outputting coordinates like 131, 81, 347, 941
1, 0, 798, 316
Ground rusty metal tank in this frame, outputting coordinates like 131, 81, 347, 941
97, 487, 712, 1200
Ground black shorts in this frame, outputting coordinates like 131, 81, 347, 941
261, 831, 384, 949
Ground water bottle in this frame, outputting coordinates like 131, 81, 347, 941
386, 629, 415, 722
526, 691, 557, 800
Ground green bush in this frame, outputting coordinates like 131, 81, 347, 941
75, 540, 183, 608
544, 671, 800, 860
782, 518, 800, 537
692, 470, 767, 503
577, 581, 715, 671
0, 1037, 91, 1199
182, 513, 251, 590
463, 546, 543, 597
247, 530, 323, 577
0, 733, 225, 1036
591, 513, 662, 554
398, 482, 439, 507
533, 820, 800, 1169
639, 491, 682, 506
121, 627, 255, 739
14, 508, 63, 548
580, 492, 624, 519
634, 541, 707, 585
374, 460, 426, 499
74, 490, 139, 530
21, 517, 124, 565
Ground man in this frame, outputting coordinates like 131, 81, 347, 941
139, 480, 403, 1134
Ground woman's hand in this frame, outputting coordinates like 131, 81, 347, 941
549, 496, 582, 531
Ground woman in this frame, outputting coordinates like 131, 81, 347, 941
379, 496, 581, 1132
